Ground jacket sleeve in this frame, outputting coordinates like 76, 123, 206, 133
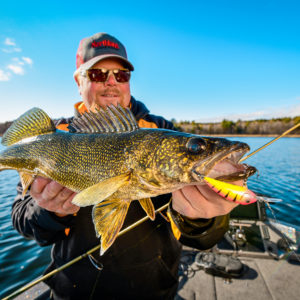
167, 204, 229, 249
11, 183, 75, 246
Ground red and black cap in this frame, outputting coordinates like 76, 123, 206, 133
75, 33, 134, 72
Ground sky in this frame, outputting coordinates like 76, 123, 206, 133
0, 0, 299, 123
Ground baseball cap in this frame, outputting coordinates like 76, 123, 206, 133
75, 33, 134, 73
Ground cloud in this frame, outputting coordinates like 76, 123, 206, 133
12, 57, 24, 65
2, 47, 22, 53
0, 69, 11, 81
11, 57, 33, 66
4, 38, 16, 46
0, 38, 34, 82
240, 104, 300, 120
7, 64, 25, 75
22, 57, 33, 65
198, 103, 300, 123
2, 38, 22, 53
5, 57, 33, 76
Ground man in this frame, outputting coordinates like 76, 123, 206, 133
12, 33, 239, 299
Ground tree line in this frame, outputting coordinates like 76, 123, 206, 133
173, 116, 300, 135
1, 116, 300, 136
0, 121, 13, 136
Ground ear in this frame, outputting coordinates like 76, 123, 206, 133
74, 74, 82, 95
74, 73, 80, 86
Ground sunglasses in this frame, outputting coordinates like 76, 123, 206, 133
82, 68, 131, 83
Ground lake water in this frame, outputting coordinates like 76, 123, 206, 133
0, 137, 299, 298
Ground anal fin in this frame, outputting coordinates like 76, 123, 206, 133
19, 172, 35, 198
93, 199, 130, 255
139, 198, 155, 220
72, 172, 131, 207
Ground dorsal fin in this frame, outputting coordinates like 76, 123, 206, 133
1, 107, 56, 146
68, 104, 139, 134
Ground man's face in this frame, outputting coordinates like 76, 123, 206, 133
77, 58, 131, 110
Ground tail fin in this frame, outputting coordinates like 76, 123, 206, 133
1, 107, 56, 146
92, 199, 130, 255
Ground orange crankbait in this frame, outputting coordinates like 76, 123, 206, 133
203, 177, 282, 205
203, 176, 257, 205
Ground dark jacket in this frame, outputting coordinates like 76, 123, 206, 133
11, 97, 229, 300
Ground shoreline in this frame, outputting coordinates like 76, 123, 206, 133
197, 134, 300, 137
1, 134, 300, 138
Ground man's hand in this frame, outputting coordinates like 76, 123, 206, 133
172, 180, 243, 219
30, 176, 79, 217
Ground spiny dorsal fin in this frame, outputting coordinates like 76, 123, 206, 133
1, 107, 56, 146
68, 104, 139, 134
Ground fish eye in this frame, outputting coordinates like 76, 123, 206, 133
186, 137, 207, 154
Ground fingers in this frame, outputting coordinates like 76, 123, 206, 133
61, 193, 78, 212
43, 181, 65, 200
30, 176, 79, 216
194, 184, 225, 204
172, 182, 240, 219
30, 176, 52, 194
172, 188, 204, 219
195, 184, 239, 217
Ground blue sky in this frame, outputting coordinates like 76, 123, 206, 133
0, 1, 299, 123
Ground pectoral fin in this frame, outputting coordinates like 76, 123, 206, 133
139, 198, 155, 220
19, 172, 35, 198
72, 172, 131, 207
92, 199, 130, 255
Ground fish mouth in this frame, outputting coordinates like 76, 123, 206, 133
192, 143, 257, 182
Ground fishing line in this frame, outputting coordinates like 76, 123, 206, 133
2, 202, 169, 300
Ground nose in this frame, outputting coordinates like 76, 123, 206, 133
104, 71, 117, 86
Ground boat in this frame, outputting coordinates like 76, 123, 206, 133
176, 200, 300, 300
10, 201, 300, 300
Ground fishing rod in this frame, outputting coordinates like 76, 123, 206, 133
3, 203, 169, 300
240, 121, 300, 163
4, 122, 300, 299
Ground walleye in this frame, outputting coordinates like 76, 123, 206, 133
0, 105, 256, 254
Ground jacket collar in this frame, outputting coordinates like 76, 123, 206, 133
74, 96, 150, 120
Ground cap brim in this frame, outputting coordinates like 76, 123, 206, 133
78, 54, 134, 72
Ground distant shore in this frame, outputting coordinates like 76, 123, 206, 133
199, 134, 300, 137
175, 116, 300, 137
1, 134, 300, 138
1, 115, 300, 137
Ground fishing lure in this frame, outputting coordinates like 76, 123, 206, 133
203, 177, 282, 205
